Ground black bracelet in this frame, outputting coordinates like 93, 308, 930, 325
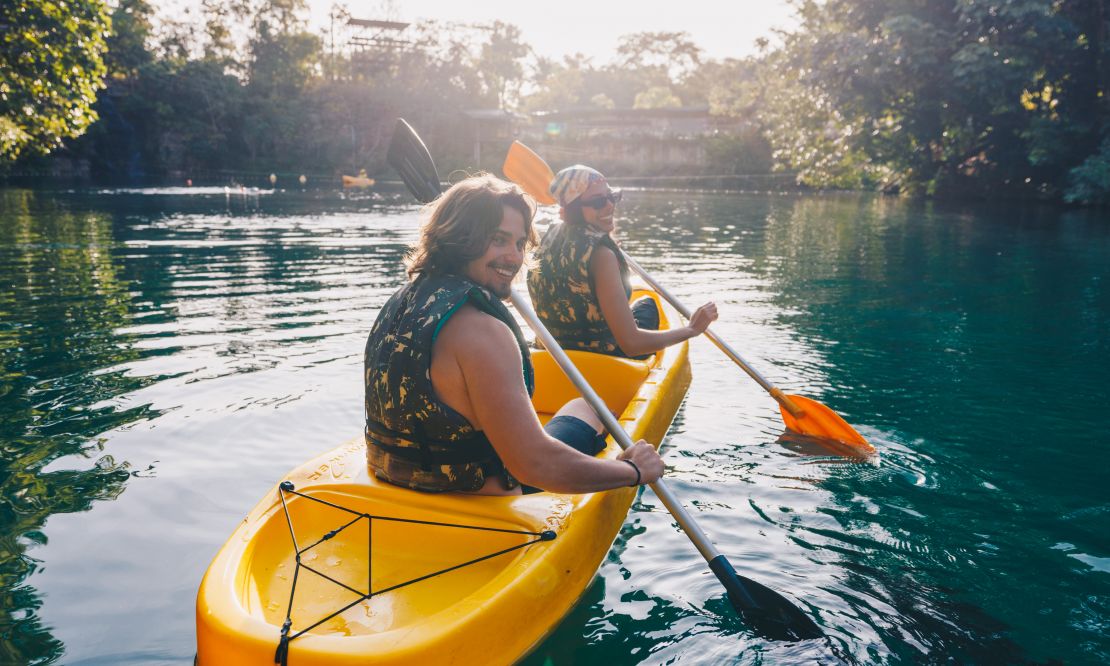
622, 459, 641, 487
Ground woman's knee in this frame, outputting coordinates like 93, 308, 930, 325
631, 297, 660, 331
553, 397, 604, 432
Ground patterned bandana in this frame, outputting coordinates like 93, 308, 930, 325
549, 165, 606, 207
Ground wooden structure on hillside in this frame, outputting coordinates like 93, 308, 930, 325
339, 17, 497, 79
346, 18, 415, 76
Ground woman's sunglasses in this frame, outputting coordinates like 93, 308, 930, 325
576, 189, 623, 210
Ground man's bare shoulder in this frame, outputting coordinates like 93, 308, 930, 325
435, 302, 517, 357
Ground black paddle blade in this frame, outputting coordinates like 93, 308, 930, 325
386, 118, 442, 204
709, 555, 824, 641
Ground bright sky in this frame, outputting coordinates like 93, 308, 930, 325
304, 1, 799, 63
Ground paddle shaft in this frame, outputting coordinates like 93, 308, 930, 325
509, 290, 761, 610
619, 252, 805, 419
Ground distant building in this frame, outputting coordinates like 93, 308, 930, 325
517, 107, 754, 175
527, 106, 715, 140
459, 109, 528, 171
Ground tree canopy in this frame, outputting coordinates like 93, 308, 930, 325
762, 0, 1109, 201
0, 0, 111, 160
3, 0, 1108, 204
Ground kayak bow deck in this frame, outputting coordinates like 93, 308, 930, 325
196, 290, 691, 665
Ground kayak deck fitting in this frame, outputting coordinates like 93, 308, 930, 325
196, 290, 691, 665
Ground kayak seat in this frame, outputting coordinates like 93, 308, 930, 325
530, 349, 651, 423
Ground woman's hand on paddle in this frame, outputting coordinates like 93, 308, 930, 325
688, 302, 718, 335
618, 441, 664, 485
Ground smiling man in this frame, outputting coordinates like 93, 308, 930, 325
363, 174, 664, 495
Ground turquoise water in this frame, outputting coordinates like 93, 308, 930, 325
0, 187, 1107, 664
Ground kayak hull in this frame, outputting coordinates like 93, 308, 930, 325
196, 290, 690, 665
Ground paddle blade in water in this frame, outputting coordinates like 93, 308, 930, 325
387, 118, 441, 204
738, 575, 825, 641
503, 141, 557, 205
780, 394, 875, 454
709, 554, 823, 640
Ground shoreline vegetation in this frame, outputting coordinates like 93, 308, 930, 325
2, 0, 1108, 205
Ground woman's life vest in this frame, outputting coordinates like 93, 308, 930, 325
527, 222, 633, 356
364, 274, 534, 492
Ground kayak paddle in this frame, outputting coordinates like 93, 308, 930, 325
501, 141, 875, 455
386, 118, 826, 641
386, 118, 442, 204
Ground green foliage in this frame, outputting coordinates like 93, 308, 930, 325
478, 22, 530, 109
758, 66, 882, 190
247, 0, 319, 96
0, 0, 111, 160
701, 130, 773, 175
1065, 138, 1110, 205
760, 0, 1109, 199
633, 86, 682, 109
616, 31, 702, 83
105, 0, 154, 79
14, 0, 1106, 204
686, 58, 758, 114
522, 32, 708, 113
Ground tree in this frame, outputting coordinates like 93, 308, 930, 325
0, 0, 111, 161
760, 0, 1109, 198
477, 21, 530, 109
616, 31, 702, 84
1065, 138, 1110, 205
201, 0, 253, 67
241, 0, 321, 166
104, 0, 154, 81
521, 54, 588, 112
633, 86, 681, 109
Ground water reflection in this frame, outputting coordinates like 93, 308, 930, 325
0, 190, 144, 664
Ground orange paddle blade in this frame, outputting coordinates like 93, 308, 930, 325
503, 141, 557, 205
779, 394, 875, 454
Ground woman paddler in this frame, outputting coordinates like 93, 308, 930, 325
527, 165, 718, 359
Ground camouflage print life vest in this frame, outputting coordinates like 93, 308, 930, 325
364, 274, 534, 492
527, 221, 632, 356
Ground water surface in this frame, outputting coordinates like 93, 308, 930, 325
0, 187, 1107, 664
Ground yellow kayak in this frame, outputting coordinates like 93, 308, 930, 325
342, 175, 376, 188
195, 289, 691, 665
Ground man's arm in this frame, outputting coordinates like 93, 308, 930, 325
435, 304, 661, 493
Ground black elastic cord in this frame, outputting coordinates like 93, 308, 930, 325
273, 618, 291, 665
272, 481, 557, 661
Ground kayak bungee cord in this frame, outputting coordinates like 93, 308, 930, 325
272, 481, 557, 666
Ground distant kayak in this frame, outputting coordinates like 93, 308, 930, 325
342, 175, 376, 188
195, 289, 691, 665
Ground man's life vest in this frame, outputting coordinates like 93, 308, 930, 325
364, 274, 534, 492
527, 221, 632, 356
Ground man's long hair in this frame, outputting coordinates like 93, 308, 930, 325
406, 174, 538, 278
